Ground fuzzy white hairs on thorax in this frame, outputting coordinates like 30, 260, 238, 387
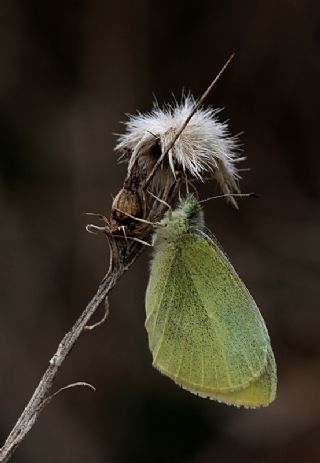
115, 96, 244, 199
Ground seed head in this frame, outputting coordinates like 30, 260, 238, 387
115, 96, 244, 197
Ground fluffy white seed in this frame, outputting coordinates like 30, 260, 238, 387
115, 96, 244, 198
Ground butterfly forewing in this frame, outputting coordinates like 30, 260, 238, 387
146, 233, 270, 396
183, 235, 270, 384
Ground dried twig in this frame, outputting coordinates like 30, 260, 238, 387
0, 232, 145, 463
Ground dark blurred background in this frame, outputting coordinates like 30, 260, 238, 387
0, 1, 319, 462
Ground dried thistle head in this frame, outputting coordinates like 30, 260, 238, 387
115, 96, 244, 202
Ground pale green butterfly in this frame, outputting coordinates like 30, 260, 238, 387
145, 195, 277, 407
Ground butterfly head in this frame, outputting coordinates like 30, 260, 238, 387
153, 195, 204, 247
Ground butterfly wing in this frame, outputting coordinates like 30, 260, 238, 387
211, 347, 277, 407
145, 233, 276, 407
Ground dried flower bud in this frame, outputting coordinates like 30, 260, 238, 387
110, 187, 143, 229
110, 162, 147, 230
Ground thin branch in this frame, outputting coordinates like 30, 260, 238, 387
0, 235, 145, 463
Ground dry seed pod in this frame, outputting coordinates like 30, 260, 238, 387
110, 187, 143, 229
110, 163, 146, 230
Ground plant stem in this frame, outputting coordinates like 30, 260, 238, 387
0, 236, 144, 463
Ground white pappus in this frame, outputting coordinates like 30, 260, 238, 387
115, 96, 244, 204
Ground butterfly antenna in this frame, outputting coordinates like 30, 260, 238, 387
113, 235, 153, 247
200, 192, 258, 204
147, 190, 171, 210
112, 207, 155, 225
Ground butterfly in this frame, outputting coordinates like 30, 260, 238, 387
145, 195, 276, 407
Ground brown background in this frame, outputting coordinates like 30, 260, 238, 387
0, 1, 319, 462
